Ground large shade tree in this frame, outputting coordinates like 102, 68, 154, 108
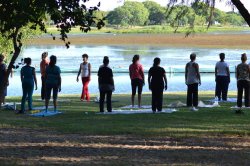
0, 0, 105, 95
167, 0, 250, 27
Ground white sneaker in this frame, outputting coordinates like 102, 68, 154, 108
190, 107, 198, 112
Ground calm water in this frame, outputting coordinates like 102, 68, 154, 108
7, 45, 247, 96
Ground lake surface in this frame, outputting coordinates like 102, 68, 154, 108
7, 45, 248, 96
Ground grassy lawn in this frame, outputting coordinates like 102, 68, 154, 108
1, 92, 250, 165
1, 91, 249, 138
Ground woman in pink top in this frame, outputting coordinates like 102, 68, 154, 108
129, 54, 144, 108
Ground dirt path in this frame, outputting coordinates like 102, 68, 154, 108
0, 128, 249, 165
27, 34, 250, 49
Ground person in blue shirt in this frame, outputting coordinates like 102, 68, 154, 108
45, 55, 61, 112
18, 58, 38, 114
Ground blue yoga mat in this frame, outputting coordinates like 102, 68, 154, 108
30, 111, 62, 117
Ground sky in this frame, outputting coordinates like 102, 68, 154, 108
85, 0, 250, 12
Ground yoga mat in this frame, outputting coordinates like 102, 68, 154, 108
96, 109, 178, 114
30, 110, 62, 117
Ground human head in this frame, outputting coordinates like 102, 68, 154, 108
132, 54, 140, 64
241, 53, 247, 62
219, 53, 225, 61
0, 54, 4, 63
153, 57, 161, 67
24, 57, 32, 65
82, 53, 88, 62
49, 55, 57, 66
190, 53, 196, 61
103, 56, 109, 66
41, 52, 48, 60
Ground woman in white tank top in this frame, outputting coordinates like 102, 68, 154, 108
77, 54, 91, 101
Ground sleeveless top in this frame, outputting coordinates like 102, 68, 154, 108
81, 63, 89, 77
186, 62, 199, 85
216, 61, 229, 76
237, 63, 250, 81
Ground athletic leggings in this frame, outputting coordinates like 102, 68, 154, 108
21, 81, 34, 112
81, 77, 90, 101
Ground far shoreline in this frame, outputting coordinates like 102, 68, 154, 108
26, 33, 250, 49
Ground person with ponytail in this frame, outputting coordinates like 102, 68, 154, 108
129, 54, 144, 108
18, 58, 38, 114
44, 55, 61, 112
148, 57, 167, 113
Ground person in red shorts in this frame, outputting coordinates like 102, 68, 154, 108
129, 54, 145, 108
77, 53, 91, 101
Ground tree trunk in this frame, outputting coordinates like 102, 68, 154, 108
231, 0, 250, 26
2, 30, 21, 100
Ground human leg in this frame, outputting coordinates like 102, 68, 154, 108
215, 76, 222, 100
156, 89, 163, 112
45, 84, 52, 112
192, 83, 199, 107
151, 90, 157, 112
52, 85, 59, 111
237, 81, 243, 108
27, 83, 34, 110
99, 91, 105, 112
131, 79, 136, 107
106, 91, 112, 112
222, 76, 230, 101
41, 76, 46, 100
137, 79, 143, 108
186, 85, 193, 107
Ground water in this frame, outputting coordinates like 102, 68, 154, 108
7, 45, 247, 96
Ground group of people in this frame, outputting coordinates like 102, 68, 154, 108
0, 52, 249, 113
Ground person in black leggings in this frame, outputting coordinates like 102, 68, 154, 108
148, 57, 167, 112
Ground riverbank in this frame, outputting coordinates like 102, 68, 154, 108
0, 92, 249, 165
26, 33, 250, 49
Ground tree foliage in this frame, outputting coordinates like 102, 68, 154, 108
0, 0, 105, 90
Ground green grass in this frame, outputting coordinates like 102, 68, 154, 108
1, 92, 249, 138
47, 25, 249, 34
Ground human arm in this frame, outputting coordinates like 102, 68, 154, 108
76, 64, 81, 82
20, 68, 23, 83
140, 65, 145, 85
88, 63, 91, 79
185, 63, 188, 85
33, 68, 38, 90
148, 70, 151, 91
226, 66, 230, 83
195, 63, 201, 85
163, 73, 167, 90
215, 66, 217, 82
58, 68, 61, 92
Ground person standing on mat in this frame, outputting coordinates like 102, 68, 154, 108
185, 53, 201, 111
45, 55, 61, 112
98, 56, 114, 112
148, 57, 167, 113
129, 54, 144, 108
40, 52, 49, 100
18, 58, 38, 114
77, 53, 91, 102
215, 53, 230, 101
236, 53, 250, 108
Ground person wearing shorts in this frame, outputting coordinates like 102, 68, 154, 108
129, 54, 144, 108
45, 55, 61, 112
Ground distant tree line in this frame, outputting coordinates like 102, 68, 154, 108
97, 1, 246, 27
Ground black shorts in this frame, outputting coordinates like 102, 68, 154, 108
45, 83, 59, 100
131, 78, 143, 95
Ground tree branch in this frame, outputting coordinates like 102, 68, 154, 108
231, 0, 250, 26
